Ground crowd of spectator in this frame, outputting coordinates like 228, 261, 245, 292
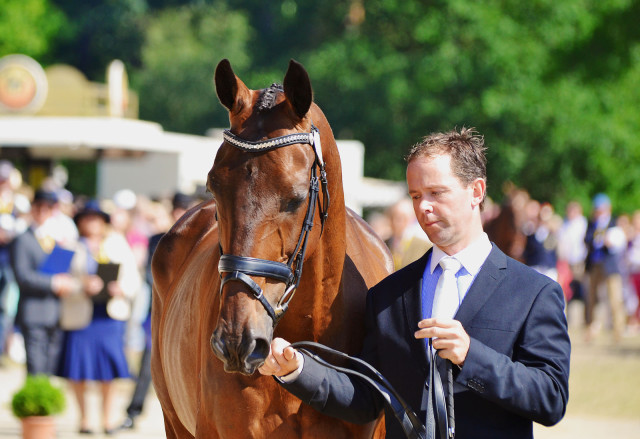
475, 186, 639, 343
0, 159, 202, 434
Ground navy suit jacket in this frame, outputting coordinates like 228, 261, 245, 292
11, 227, 61, 328
282, 244, 570, 439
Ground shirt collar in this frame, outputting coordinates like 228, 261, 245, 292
429, 232, 492, 275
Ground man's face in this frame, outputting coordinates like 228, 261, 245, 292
31, 202, 54, 226
407, 153, 482, 255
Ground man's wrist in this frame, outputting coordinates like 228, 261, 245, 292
277, 353, 305, 383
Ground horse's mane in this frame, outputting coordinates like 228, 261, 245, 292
257, 83, 283, 112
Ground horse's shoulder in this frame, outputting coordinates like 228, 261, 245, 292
152, 200, 218, 290
344, 207, 394, 282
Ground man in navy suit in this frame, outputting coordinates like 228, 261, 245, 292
259, 127, 570, 439
11, 190, 76, 375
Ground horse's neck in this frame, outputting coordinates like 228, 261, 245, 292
276, 118, 351, 339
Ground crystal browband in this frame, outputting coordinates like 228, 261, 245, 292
222, 129, 314, 152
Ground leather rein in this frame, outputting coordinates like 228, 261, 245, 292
217, 124, 329, 327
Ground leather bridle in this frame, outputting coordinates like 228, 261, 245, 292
217, 125, 329, 326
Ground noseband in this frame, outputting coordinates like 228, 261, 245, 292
217, 125, 330, 326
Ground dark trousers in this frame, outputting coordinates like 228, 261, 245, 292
20, 324, 63, 375
127, 343, 152, 417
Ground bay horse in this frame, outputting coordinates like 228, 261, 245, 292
151, 59, 393, 438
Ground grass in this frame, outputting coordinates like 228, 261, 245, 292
566, 326, 640, 420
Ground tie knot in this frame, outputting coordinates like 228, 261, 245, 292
439, 257, 461, 274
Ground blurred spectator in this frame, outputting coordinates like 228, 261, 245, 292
0, 160, 18, 362
10, 189, 78, 375
523, 201, 560, 281
386, 198, 431, 271
484, 186, 528, 262
110, 189, 149, 273
626, 210, 640, 331
117, 191, 197, 431
584, 193, 627, 342
557, 201, 588, 304
366, 210, 392, 243
39, 177, 78, 248
56, 199, 142, 434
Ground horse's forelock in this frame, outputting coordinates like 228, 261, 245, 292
256, 83, 284, 112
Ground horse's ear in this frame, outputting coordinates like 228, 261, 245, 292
214, 59, 250, 112
283, 59, 313, 119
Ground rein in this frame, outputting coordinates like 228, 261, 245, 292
290, 340, 455, 439
217, 124, 329, 326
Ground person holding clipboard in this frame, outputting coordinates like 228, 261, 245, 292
10, 189, 78, 376
56, 200, 142, 435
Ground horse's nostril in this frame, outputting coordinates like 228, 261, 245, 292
246, 337, 270, 368
210, 333, 227, 361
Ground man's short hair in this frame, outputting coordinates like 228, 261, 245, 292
32, 189, 59, 206
405, 127, 487, 187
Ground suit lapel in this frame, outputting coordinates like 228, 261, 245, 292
455, 244, 507, 327
402, 250, 433, 367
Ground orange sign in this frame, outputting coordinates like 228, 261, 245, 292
0, 55, 48, 113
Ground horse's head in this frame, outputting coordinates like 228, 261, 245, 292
208, 59, 333, 374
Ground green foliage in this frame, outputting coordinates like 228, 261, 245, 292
0, 0, 66, 58
132, 2, 252, 134
48, 0, 147, 80
60, 160, 97, 197
11, 375, 66, 418
296, 0, 640, 211
7, 0, 640, 212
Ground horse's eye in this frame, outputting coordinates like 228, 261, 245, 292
282, 196, 305, 213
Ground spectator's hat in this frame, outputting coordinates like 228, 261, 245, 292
32, 189, 59, 205
592, 193, 611, 209
172, 192, 194, 211
74, 199, 110, 224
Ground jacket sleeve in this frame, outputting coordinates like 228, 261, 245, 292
279, 290, 386, 424
456, 281, 570, 426
10, 233, 55, 298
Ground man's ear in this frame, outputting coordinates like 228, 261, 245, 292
471, 178, 487, 208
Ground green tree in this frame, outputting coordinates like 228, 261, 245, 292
0, 0, 66, 58
49, 0, 147, 80
133, 2, 252, 134
291, 0, 640, 211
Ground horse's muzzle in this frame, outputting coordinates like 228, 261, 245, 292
210, 329, 271, 375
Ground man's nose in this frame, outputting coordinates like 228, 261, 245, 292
419, 198, 434, 214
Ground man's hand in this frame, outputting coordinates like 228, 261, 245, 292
51, 273, 75, 297
258, 337, 302, 377
415, 318, 470, 365
83, 275, 103, 296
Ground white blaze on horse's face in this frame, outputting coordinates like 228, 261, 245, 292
209, 59, 326, 375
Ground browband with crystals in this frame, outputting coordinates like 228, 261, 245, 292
222, 125, 324, 166
223, 129, 313, 151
